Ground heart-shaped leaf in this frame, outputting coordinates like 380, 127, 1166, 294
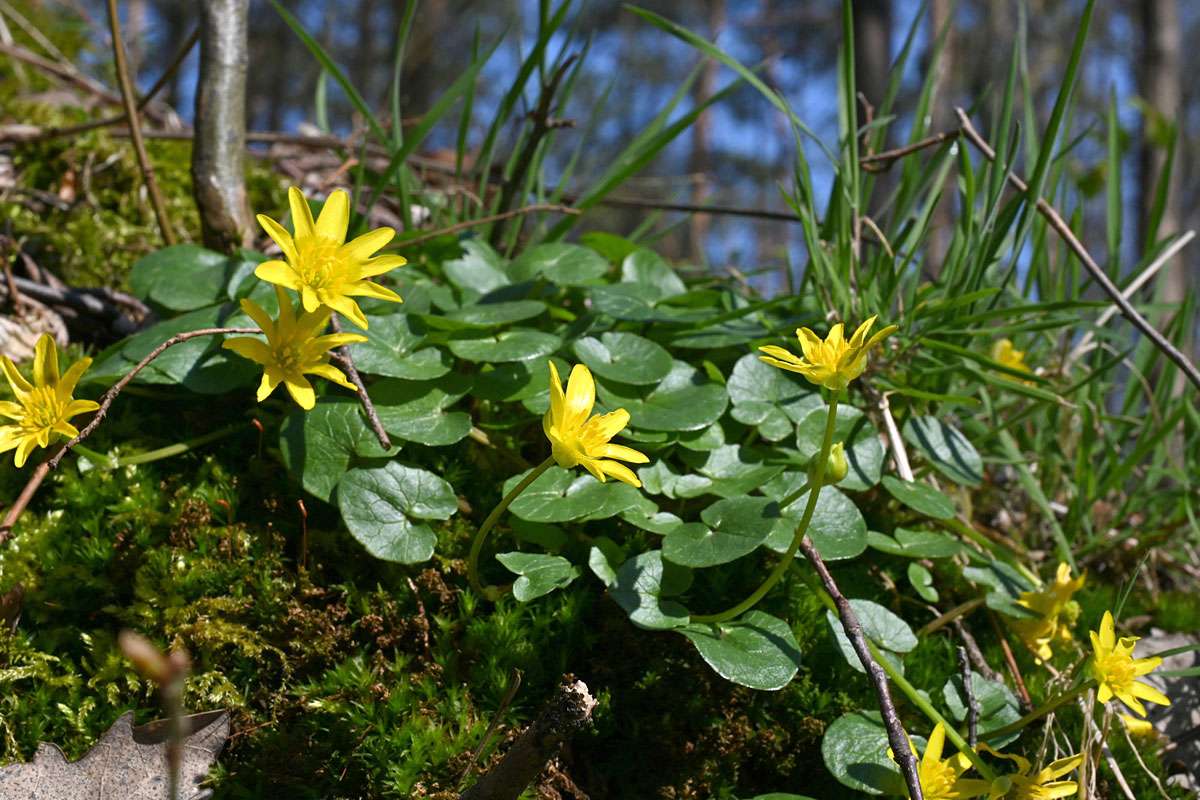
443, 239, 510, 293
866, 528, 962, 559
620, 248, 686, 298
130, 244, 239, 311
903, 416, 984, 487
372, 377, 472, 446
943, 671, 1022, 748
607, 550, 691, 630
505, 467, 643, 522
573, 332, 673, 385
821, 711, 906, 796
447, 329, 562, 363
825, 600, 917, 674
509, 243, 609, 285
727, 353, 821, 441
680, 610, 802, 690
279, 397, 400, 501
346, 314, 451, 380
881, 476, 957, 520
496, 552, 580, 602
444, 299, 547, 327
908, 562, 939, 602
766, 480, 868, 561
597, 361, 727, 431
337, 462, 457, 563
663, 497, 779, 568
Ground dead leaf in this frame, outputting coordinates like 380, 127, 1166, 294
0, 709, 228, 800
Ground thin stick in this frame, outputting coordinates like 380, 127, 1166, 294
1067, 229, 1195, 364
106, 0, 174, 245
917, 597, 985, 637
0, 40, 123, 106
1, 328, 255, 546
16, 27, 199, 145
877, 391, 914, 481
328, 316, 390, 450
860, 128, 961, 171
955, 108, 1200, 392
988, 610, 1033, 712
958, 646, 979, 747
799, 537, 924, 800
0, 461, 48, 545
396, 204, 579, 248
48, 327, 255, 471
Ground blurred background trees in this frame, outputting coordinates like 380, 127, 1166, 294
2, 0, 1195, 345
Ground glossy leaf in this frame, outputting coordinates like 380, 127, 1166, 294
680, 611, 802, 690
496, 552, 580, 602
337, 462, 457, 563
903, 416, 984, 487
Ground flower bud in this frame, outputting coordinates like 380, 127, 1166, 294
809, 441, 848, 485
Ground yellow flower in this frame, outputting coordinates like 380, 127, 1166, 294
980, 745, 1082, 800
1010, 563, 1085, 662
223, 286, 367, 410
254, 187, 406, 329
891, 722, 991, 800
1119, 713, 1157, 739
1089, 610, 1170, 717
543, 362, 648, 487
759, 315, 897, 391
0, 334, 100, 467
991, 339, 1034, 384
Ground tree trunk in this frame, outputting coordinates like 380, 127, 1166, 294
926, 0, 955, 277
1139, 0, 1187, 313
192, 0, 252, 253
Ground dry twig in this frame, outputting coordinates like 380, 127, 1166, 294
329, 315, 390, 450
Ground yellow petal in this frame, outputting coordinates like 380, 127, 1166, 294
284, 374, 316, 410
238, 298, 276, 336
547, 360, 566, 424
257, 213, 299, 263
32, 333, 59, 387
1035, 782, 1079, 799
52, 420, 80, 439
57, 357, 92, 399
759, 344, 802, 365
1115, 689, 1147, 718
758, 355, 807, 374
563, 364, 595, 430
864, 324, 899, 350
1099, 611, 1116, 650
1129, 680, 1170, 707
598, 443, 648, 463
0, 401, 23, 420
340, 227, 394, 262
597, 459, 641, 487
223, 337, 273, 366
848, 316, 877, 348
358, 254, 407, 278
14, 435, 38, 467
274, 285, 297, 328
315, 189, 350, 243
256, 371, 281, 402
827, 322, 846, 349
0, 355, 31, 397
922, 722, 946, 769
580, 408, 630, 442
305, 363, 357, 391
64, 399, 100, 417
1038, 753, 1084, 782
796, 327, 823, 362
347, 280, 404, 304
1097, 683, 1113, 703
323, 293, 369, 329
288, 186, 316, 240
255, 259, 301, 291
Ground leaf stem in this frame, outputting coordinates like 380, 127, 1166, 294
468, 456, 556, 601
692, 395, 839, 624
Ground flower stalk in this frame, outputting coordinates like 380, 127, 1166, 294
468, 456, 556, 601
693, 394, 839, 624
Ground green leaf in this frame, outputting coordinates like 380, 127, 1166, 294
608, 550, 691, 630
505, 467, 643, 523
372, 377, 472, 447
508, 243, 609, 286
597, 361, 727, 432
903, 416, 984, 487
495, 552, 580, 602
113, 305, 257, 394
346, 314, 451, 380
663, 497, 779, 568
680, 610, 802, 690
620, 248, 686, 298
619, 507, 683, 535
796, 405, 884, 491
573, 332, 673, 385
681, 444, 785, 499
881, 476, 957, 520
581, 232, 638, 264
768, 483, 867, 561
443, 240, 510, 293
444, 299, 547, 327
130, 245, 240, 311
447, 329, 562, 363
727, 353, 821, 442
279, 397, 399, 501
866, 528, 962, 559
473, 359, 563, 402
943, 671, 1021, 748
337, 462, 457, 563
907, 562, 939, 602
820, 711, 905, 796
825, 600, 917, 674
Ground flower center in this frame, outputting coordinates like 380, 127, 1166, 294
295, 237, 344, 289
920, 761, 960, 798
23, 386, 66, 431
1096, 652, 1135, 689
271, 344, 304, 374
